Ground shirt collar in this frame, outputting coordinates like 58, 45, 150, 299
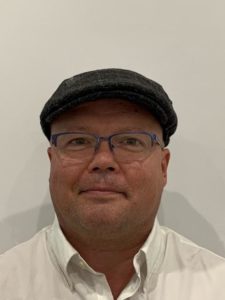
131, 218, 165, 293
46, 216, 78, 290
47, 215, 165, 291
140, 218, 165, 275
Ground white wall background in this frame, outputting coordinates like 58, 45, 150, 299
0, 0, 225, 256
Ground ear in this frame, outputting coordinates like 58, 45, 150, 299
47, 147, 52, 161
161, 148, 170, 185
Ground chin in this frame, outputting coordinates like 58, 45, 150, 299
75, 208, 128, 233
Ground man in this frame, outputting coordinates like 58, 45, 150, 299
0, 68, 225, 299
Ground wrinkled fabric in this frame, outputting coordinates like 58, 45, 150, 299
0, 217, 225, 300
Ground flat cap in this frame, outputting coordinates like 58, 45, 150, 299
40, 68, 177, 146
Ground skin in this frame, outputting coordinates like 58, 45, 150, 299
48, 99, 170, 298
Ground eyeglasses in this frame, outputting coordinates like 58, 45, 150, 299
50, 131, 164, 163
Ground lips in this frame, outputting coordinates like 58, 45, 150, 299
79, 186, 126, 196
81, 188, 122, 194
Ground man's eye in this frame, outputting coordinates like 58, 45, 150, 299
64, 137, 94, 149
118, 137, 143, 147
123, 138, 140, 145
70, 138, 89, 145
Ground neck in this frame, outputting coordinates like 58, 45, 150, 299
70, 235, 146, 299
61, 225, 152, 299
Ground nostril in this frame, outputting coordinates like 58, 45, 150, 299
92, 166, 115, 172
92, 167, 100, 172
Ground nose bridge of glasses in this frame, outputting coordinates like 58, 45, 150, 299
95, 136, 114, 152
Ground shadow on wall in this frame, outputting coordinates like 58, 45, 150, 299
0, 140, 55, 254
0, 200, 54, 254
158, 190, 225, 257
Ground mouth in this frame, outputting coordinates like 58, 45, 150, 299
79, 187, 126, 198
81, 189, 121, 194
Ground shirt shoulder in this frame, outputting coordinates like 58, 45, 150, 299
0, 226, 49, 261
155, 225, 225, 298
0, 226, 53, 290
160, 225, 225, 265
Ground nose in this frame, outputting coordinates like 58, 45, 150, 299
87, 140, 119, 173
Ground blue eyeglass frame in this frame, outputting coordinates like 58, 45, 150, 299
50, 131, 164, 151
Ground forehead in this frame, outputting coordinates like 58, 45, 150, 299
51, 98, 162, 133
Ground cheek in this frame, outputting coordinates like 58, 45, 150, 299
49, 160, 85, 198
49, 161, 89, 219
124, 159, 164, 201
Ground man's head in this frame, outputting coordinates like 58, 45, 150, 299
40, 69, 177, 246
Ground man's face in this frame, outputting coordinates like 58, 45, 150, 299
48, 99, 170, 241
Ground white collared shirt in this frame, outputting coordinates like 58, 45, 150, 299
1, 217, 225, 299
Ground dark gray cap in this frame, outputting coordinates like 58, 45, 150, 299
40, 68, 177, 146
